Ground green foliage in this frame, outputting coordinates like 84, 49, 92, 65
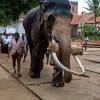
84, 0, 100, 27
0, 0, 39, 26
83, 24, 96, 36
98, 7, 100, 16
85, 0, 100, 16
96, 30, 100, 36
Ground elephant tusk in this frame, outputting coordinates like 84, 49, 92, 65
51, 52, 85, 76
73, 55, 85, 75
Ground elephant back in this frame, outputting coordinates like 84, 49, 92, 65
41, 0, 70, 4
23, 6, 41, 35
23, 6, 40, 28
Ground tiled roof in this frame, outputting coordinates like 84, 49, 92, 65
71, 13, 100, 25
96, 17, 100, 23
71, 13, 81, 25
80, 13, 94, 23
84, 14, 100, 24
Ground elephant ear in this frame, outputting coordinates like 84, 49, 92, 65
45, 15, 56, 42
47, 15, 55, 27
38, 11, 55, 36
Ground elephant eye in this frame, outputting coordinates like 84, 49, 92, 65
47, 15, 55, 27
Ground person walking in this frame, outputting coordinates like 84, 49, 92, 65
8, 32, 24, 77
82, 36, 89, 51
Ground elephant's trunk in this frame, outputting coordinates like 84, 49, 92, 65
48, 16, 85, 82
49, 38, 85, 77
56, 34, 72, 82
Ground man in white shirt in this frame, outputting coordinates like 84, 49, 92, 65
1, 32, 12, 54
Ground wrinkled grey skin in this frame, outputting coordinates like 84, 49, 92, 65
23, 1, 73, 87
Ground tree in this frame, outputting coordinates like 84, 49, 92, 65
97, 7, 100, 16
85, 0, 100, 28
0, 0, 39, 26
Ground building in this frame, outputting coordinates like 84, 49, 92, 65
8, 14, 25, 36
0, 27, 6, 34
70, 1, 100, 36
70, 1, 79, 37
71, 1, 78, 14
0, 14, 25, 36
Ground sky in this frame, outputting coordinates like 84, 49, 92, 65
70, 0, 88, 14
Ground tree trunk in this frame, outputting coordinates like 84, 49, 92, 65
94, 12, 96, 28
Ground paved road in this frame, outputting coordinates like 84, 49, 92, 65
0, 65, 40, 100
0, 48, 100, 100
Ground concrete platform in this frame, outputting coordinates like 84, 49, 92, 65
0, 66, 39, 100
0, 52, 100, 100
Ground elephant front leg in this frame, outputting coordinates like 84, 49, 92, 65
52, 53, 65, 87
52, 66, 64, 87
29, 57, 41, 78
29, 53, 43, 78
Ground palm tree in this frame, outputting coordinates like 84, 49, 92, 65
97, 7, 100, 16
85, 0, 100, 28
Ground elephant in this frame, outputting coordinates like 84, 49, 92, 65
23, 0, 85, 87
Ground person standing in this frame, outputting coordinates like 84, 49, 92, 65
8, 32, 24, 77
1, 32, 12, 54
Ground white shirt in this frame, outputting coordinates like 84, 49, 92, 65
1, 35, 13, 45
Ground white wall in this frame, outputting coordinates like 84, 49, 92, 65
0, 26, 6, 33
7, 21, 25, 36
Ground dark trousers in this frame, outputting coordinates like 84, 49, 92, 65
12, 52, 22, 75
1, 44, 8, 54
83, 43, 87, 51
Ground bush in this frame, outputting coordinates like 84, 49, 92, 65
83, 24, 96, 36
96, 30, 100, 36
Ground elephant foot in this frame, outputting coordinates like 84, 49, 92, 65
30, 73, 40, 78
64, 71, 72, 83
52, 82, 64, 87
29, 71, 40, 78
52, 68, 65, 87
40, 66, 43, 71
